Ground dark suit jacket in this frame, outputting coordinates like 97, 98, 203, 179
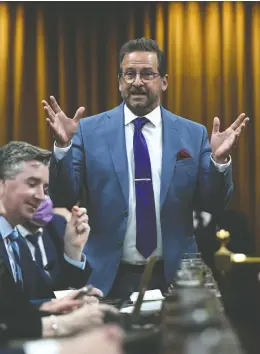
0, 260, 42, 345
0, 231, 54, 300
49, 103, 233, 296
0, 214, 91, 301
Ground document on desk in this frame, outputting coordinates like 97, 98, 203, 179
120, 300, 163, 313
54, 289, 74, 299
120, 289, 165, 314
130, 289, 165, 303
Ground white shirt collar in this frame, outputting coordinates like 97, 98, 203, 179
124, 104, 161, 127
0, 216, 15, 239
17, 224, 43, 238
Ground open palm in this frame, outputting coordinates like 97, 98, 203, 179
211, 113, 249, 163
42, 96, 85, 147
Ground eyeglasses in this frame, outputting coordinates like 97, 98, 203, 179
119, 70, 161, 84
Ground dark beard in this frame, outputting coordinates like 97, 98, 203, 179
121, 92, 160, 116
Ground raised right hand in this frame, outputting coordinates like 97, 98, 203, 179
42, 96, 85, 147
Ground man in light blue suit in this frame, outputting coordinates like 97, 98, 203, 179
43, 38, 249, 298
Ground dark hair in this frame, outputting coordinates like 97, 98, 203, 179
119, 38, 166, 77
0, 141, 51, 179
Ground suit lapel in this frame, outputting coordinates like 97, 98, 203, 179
17, 234, 54, 297
0, 232, 35, 292
42, 226, 58, 277
160, 107, 182, 207
104, 103, 129, 206
104, 104, 183, 209
0, 236, 13, 276
16, 235, 38, 291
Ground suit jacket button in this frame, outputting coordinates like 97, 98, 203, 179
123, 210, 128, 217
117, 240, 123, 247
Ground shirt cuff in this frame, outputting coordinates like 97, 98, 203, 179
53, 142, 72, 161
64, 252, 86, 270
24, 339, 61, 354
210, 154, 232, 172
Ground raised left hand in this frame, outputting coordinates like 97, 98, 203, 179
64, 206, 90, 261
211, 113, 249, 163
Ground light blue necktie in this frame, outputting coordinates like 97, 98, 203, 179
8, 229, 24, 290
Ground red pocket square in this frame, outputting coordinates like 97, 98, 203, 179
176, 149, 192, 161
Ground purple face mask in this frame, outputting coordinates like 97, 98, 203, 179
32, 198, 54, 227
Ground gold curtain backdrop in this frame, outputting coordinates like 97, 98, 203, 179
0, 1, 260, 250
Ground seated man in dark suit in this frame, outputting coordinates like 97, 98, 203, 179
0, 178, 122, 354
0, 141, 92, 300
17, 197, 91, 291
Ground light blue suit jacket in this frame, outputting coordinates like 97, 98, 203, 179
49, 103, 233, 295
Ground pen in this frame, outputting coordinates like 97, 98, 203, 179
74, 285, 94, 299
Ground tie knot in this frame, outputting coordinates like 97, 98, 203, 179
133, 117, 149, 131
26, 231, 41, 246
8, 229, 19, 242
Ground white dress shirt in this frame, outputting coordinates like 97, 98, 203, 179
54, 104, 231, 265
121, 105, 163, 263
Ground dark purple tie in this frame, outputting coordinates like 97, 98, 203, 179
133, 117, 157, 258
